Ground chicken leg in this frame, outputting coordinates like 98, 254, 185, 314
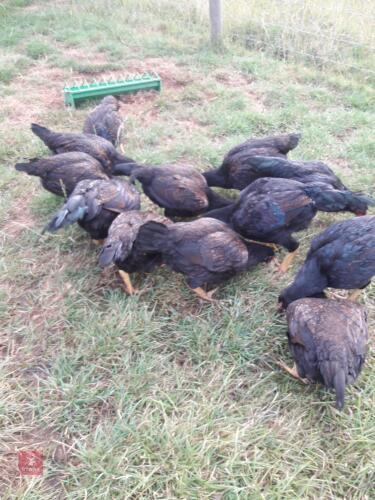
192, 287, 216, 302
276, 360, 308, 384
244, 238, 279, 253
268, 243, 280, 252
348, 289, 362, 301
119, 270, 135, 295
279, 249, 298, 273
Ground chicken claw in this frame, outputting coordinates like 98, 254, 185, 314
192, 287, 217, 302
348, 289, 362, 301
119, 270, 136, 295
276, 360, 309, 384
279, 249, 298, 273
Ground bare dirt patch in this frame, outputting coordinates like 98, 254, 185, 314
124, 57, 194, 90
169, 118, 206, 133
213, 69, 253, 86
57, 46, 109, 66
3, 55, 192, 129
120, 89, 161, 122
1, 189, 38, 238
245, 88, 266, 112
213, 68, 265, 112
3, 54, 216, 136
116, 58, 206, 125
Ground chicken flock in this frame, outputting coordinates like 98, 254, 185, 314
15, 95, 375, 410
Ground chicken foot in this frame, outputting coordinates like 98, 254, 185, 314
279, 249, 298, 273
192, 287, 217, 302
276, 360, 308, 384
119, 270, 136, 295
348, 289, 362, 301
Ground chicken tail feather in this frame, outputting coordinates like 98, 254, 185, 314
333, 369, 346, 411
43, 197, 88, 233
15, 158, 41, 176
31, 123, 53, 142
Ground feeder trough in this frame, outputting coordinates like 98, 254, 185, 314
64, 72, 161, 107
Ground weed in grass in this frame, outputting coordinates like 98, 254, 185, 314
0, 67, 16, 84
26, 40, 53, 60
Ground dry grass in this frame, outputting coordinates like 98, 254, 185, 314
216, 0, 375, 77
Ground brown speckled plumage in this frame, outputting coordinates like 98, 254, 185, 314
31, 123, 132, 174
83, 96, 123, 146
113, 163, 233, 217
135, 217, 274, 290
203, 133, 301, 189
15, 152, 109, 197
206, 177, 318, 253
44, 178, 141, 240
99, 210, 172, 273
286, 298, 368, 409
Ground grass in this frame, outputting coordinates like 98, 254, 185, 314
220, 0, 375, 81
0, 0, 374, 497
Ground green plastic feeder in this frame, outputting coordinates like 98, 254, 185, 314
64, 72, 161, 107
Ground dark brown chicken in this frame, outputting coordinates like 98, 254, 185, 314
203, 133, 301, 188
31, 123, 134, 174
83, 96, 123, 146
203, 153, 347, 191
224, 132, 300, 157
15, 152, 109, 197
281, 298, 368, 410
99, 210, 171, 294
113, 162, 233, 217
136, 217, 274, 300
43, 178, 140, 241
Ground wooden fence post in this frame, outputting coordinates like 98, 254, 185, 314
209, 0, 222, 47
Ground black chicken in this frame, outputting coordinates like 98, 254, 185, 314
239, 177, 372, 216
203, 154, 348, 191
43, 178, 140, 241
302, 181, 373, 215
279, 215, 375, 309
99, 210, 171, 294
203, 133, 301, 188
205, 178, 318, 272
136, 217, 274, 301
31, 123, 133, 174
281, 298, 368, 410
83, 96, 123, 146
205, 177, 373, 271
15, 152, 109, 197
113, 162, 233, 217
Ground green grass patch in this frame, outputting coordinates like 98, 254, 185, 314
26, 40, 53, 59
